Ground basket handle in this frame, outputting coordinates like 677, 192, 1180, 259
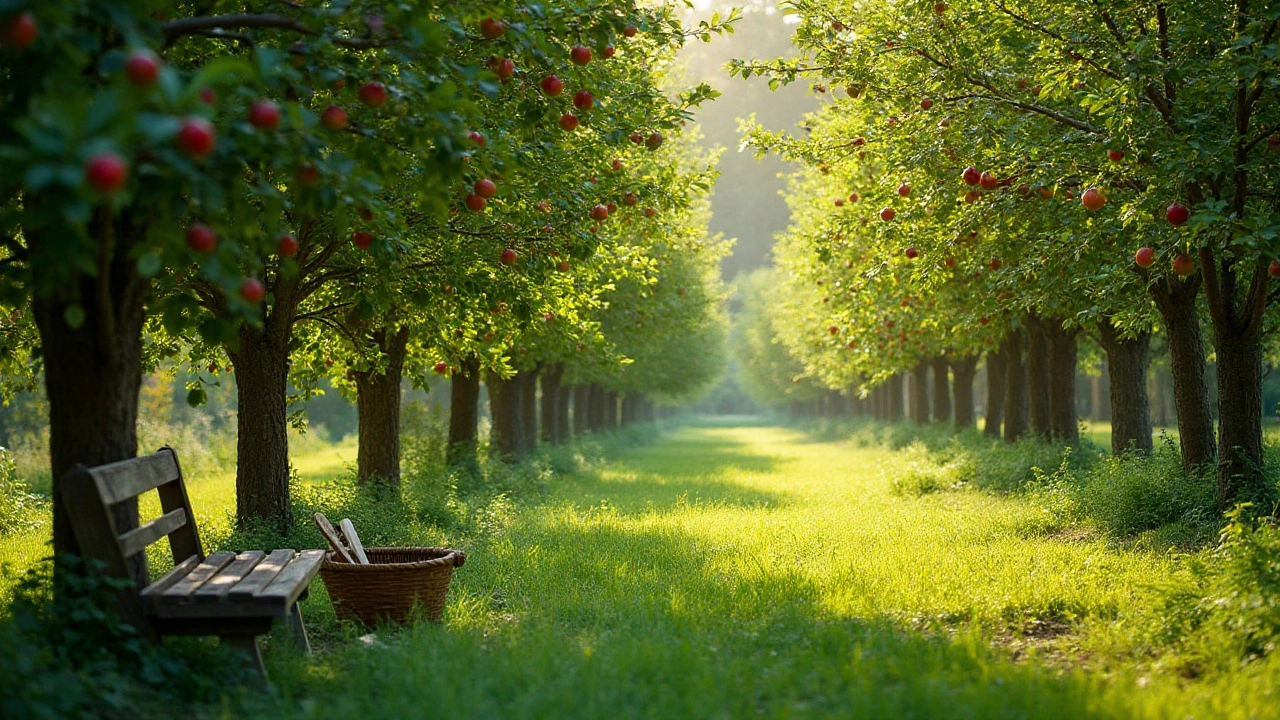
447, 550, 467, 567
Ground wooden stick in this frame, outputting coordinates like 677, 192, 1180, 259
339, 518, 370, 565
312, 513, 354, 564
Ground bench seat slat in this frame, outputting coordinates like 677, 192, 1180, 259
161, 551, 236, 600
118, 508, 187, 559
92, 451, 181, 506
258, 549, 326, 604
193, 551, 266, 602
140, 554, 202, 607
228, 549, 294, 601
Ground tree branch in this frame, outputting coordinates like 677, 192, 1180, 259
161, 13, 391, 50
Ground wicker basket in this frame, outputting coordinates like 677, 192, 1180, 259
319, 547, 465, 625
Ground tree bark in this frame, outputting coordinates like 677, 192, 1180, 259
519, 364, 540, 454
1003, 329, 1030, 443
486, 371, 522, 461
1044, 317, 1079, 445
1214, 327, 1263, 504
930, 357, 951, 423
888, 373, 905, 420
447, 356, 481, 468
985, 348, 1006, 438
950, 354, 978, 429
1097, 321, 1153, 455
1150, 277, 1216, 471
910, 361, 930, 424
540, 363, 564, 444
1024, 316, 1052, 439
555, 385, 572, 442
571, 385, 588, 436
604, 391, 619, 430
352, 326, 410, 492
226, 321, 293, 532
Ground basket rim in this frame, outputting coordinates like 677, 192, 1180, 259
321, 546, 465, 571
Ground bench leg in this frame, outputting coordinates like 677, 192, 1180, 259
284, 601, 312, 655
221, 634, 267, 679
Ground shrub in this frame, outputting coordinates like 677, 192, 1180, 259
1071, 447, 1217, 537
0, 447, 45, 534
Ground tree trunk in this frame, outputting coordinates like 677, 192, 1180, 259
1025, 316, 1051, 439
447, 356, 481, 467
950, 354, 978, 429
540, 363, 564, 444
555, 385, 572, 442
226, 322, 293, 532
353, 326, 410, 492
1003, 329, 1030, 443
1214, 328, 1263, 505
1044, 317, 1079, 445
34, 241, 148, 586
985, 348, 1007, 438
571, 385, 588, 436
888, 374, 905, 420
486, 371, 522, 461
930, 357, 951, 423
604, 391, 619, 430
1150, 278, 1216, 471
1097, 322, 1153, 456
519, 364, 540, 454
910, 361, 930, 424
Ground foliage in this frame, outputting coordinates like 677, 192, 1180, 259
0, 446, 44, 534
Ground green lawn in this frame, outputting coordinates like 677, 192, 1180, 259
237, 421, 1276, 719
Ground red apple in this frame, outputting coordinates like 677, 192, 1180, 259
1172, 253, 1194, 276
2, 11, 37, 51
185, 223, 216, 252
557, 260, 571, 272
645, 132, 663, 150
629, 132, 644, 144
468, 130, 486, 146
979, 171, 998, 190
934, 2, 948, 14
979, 317, 990, 326
611, 157, 623, 171
358, 206, 374, 222
434, 361, 449, 374
1081, 187, 1106, 210
84, 152, 127, 194
879, 207, 896, 221
849, 192, 860, 202
964, 190, 981, 203
571, 45, 592, 65
590, 204, 609, 221
643, 207, 657, 218
1108, 149, 1124, 162
175, 117, 215, 159
296, 165, 319, 186
240, 278, 265, 304
1166, 203, 1190, 226
492, 57, 514, 78
500, 248, 518, 265
1134, 246, 1155, 268
474, 178, 497, 198
480, 17, 506, 39
199, 88, 216, 104
277, 234, 298, 258
989, 258, 1002, 270
537, 199, 552, 213
834, 199, 845, 207
125, 50, 160, 86
573, 90, 594, 111
962, 166, 981, 186
920, 98, 933, 110
623, 193, 638, 206
1269, 259, 1280, 278
603, 45, 616, 58
320, 105, 347, 130
351, 231, 373, 250
623, 25, 638, 38
249, 100, 282, 130
540, 74, 564, 95
905, 246, 919, 259
897, 183, 911, 197
944, 256, 957, 268
852, 137, 866, 147
465, 194, 486, 211
828, 325, 839, 335
606, 201, 617, 214
1269, 134, 1280, 152
358, 82, 388, 107
559, 113, 579, 131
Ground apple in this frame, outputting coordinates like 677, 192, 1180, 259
828, 325, 839, 335
175, 117, 215, 159
296, 165, 319, 185
964, 190, 981, 203
879, 207, 896, 221
84, 152, 127, 194
557, 260, 571, 272
493, 57, 515, 78
331, 77, 346, 91
606, 201, 618, 214
603, 45, 616, 58
852, 137, 866, 147
979, 171, 998, 190
540, 74, 564, 95
537, 199, 552, 213
590, 204, 609, 221
885, 320, 894, 328
2, 11, 37, 51
465, 194, 486, 211
645, 132, 663, 150
934, 2, 948, 14
571, 45, 592, 65
1031, 84, 1042, 96
1081, 187, 1106, 210
358, 206, 374, 221
125, 50, 160, 86
944, 256, 957, 268
434, 361, 449, 374
989, 258, 1002, 270
629, 132, 644, 144
834, 199, 845, 207
249, 100, 282, 130
1172, 253, 1194, 276
573, 90, 593, 111
643, 207, 658, 218
559, 113, 579, 131
623, 25, 638, 37
897, 183, 911, 197
500, 248, 518, 265
1270, 259, 1280, 278
199, 88, 216, 104
962, 166, 981, 186
1166, 203, 1190, 226
1269, 134, 1280, 152
351, 231, 373, 250
185, 224, 216, 252
623, 193, 638, 206
1134, 246, 1155, 268
1108, 149, 1124, 162
468, 130, 486, 146
920, 98, 933, 110
240, 278, 266, 304
277, 234, 298, 258
474, 178, 497, 198
849, 192, 860, 202
479, 17, 506, 39
905, 246, 919, 259
1017, 78, 1029, 89
320, 105, 347, 130
358, 82, 388, 107
979, 317, 990, 326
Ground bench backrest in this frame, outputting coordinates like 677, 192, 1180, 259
59, 447, 206, 598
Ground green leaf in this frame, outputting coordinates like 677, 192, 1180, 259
186, 386, 207, 408
63, 305, 85, 329
136, 251, 161, 278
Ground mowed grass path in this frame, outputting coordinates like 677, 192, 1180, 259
254, 422, 1278, 719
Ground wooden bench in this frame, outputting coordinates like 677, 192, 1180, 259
58, 446, 324, 676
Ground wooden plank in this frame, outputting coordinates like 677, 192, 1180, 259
117, 508, 187, 558
140, 554, 201, 608
91, 451, 181, 506
154, 447, 203, 564
193, 551, 265, 602
154, 598, 292, 619
258, 549, 326, 604
313, 513, 353, 564
228, 549, 294, 602
159, 551, 235, 601
339, 518, 370, 564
